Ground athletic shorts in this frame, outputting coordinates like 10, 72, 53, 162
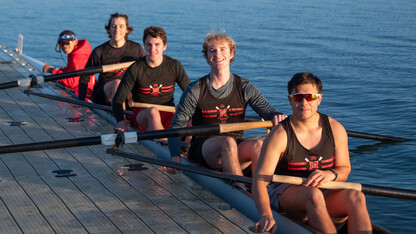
268, 183, 331, 211
130, 107, 174, 131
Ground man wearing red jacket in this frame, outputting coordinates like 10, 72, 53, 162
43, 30, 95, 97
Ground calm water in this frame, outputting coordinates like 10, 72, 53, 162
1, 0, 416, 232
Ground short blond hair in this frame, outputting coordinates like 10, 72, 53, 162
202, 31, 236, 62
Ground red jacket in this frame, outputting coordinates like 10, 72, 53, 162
52, 39, 95, 96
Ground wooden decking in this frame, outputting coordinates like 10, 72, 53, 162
0, 47, 255, 233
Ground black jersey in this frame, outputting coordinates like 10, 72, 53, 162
275, 113, 336, 178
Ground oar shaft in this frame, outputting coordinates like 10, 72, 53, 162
129, 102, 176, 113
0, 121, 271, 154
361, 184, 416, 200
0, 61, 136, 90
28, 91, 133, 116
0, 81, 19, 90
347, 130, 410, 142
43, 66, 103, 82
0, 136, 101, 154
107, 149, 252, 184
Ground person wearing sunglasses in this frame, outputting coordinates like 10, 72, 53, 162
253, 72, 372, 233
167, 31, 287, 177
42, 30, 95, 97
78, 12, 145, 105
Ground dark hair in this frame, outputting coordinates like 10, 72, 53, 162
143, 26, 167, 45
287, 72, 323, 94
104, 12, 134, 39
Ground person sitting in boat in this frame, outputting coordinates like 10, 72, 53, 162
42, 30, 95, 97
112, 26, 190, 136
167, 31, 287, 177
78, 12, 145, 105
252, 72, 372, 233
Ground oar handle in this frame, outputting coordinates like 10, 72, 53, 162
271, 175, 416, 200
271, 175, 363, 191
129, 102, 176, 113
219, 121, 273, 133
102, 61, 135, 73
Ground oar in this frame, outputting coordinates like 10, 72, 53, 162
107, 148, 252, 184
346, 130, 409, 142
0, 61, 135, 90
26, 91, 134, 116
106, 149, 416, 200
129, 101, 176, 113
0, 121, 273, 154
272, 175, 416, 200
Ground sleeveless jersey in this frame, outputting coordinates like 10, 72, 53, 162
274, 113, 335, 178
132, 56, 177, 106
192, 75, 247, 138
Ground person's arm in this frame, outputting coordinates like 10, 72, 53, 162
79, 49, 99, 100
168, 83, 199, 158
304, 117, 351, 187
253, 124, 287, 233
242, 79, 286, 124
112, 63, 138, 130
173, 60, 191, 91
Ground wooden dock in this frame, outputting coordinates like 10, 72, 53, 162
0, 47, 255, 233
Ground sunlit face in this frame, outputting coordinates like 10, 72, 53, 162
205, 40, 234, 70
60, 40, 77, 54
109, 17, 129, 42
288, 83, 322, 120
144, 35, 167, 63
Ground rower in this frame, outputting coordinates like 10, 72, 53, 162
167, 31, 287, 177
42, 30, 95, 97
112, 26, 190, 139
252, 73, 372, 233
78, 12, 145, 105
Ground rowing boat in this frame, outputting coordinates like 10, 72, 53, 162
13, 36, 389, 233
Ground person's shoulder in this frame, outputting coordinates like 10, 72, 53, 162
72, 40, 91, 54
327, 115, 347, 138
163, 55, 182, 64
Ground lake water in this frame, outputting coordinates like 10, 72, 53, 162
1, 0, 415, 232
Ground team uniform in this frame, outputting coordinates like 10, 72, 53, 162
268, 113, 335, 210
51, 39, 95, 96
78, 40, 145, 103
169, 73, 281, 167
112, 55, 190, 130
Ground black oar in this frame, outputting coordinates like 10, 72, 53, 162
0, 61, 135, 90
107, 149, 252, 184
26, 91, 134, 116
0, 121, 273, 154
346, 130, 409, 142
107, 149, 416, 200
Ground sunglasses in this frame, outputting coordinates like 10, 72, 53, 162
289, 93, 321, 102
59, 41, 73, 47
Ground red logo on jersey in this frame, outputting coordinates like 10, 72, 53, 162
138, 84, 174, 97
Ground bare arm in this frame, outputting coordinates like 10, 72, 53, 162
253, 124, 287, 233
